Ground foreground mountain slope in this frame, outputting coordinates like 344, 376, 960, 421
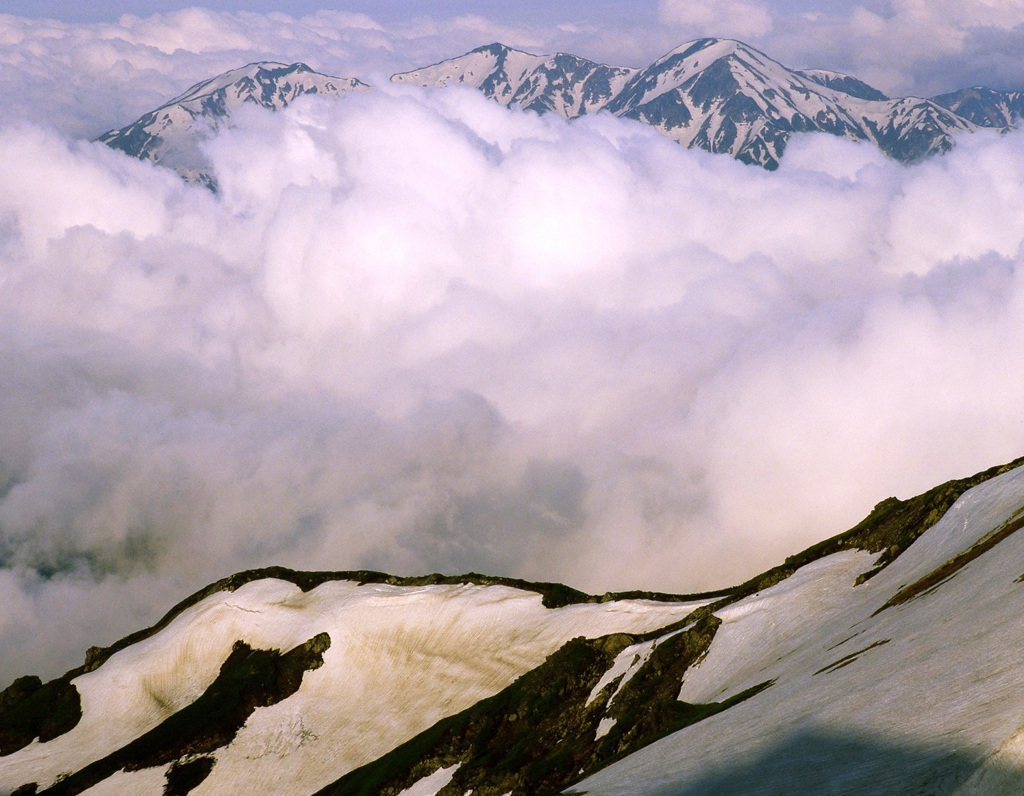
3, 456, 1024, 795
393, 39, 983, 169
97, 62, 367, 185
0, 573, 704, 795
318, 457, 1024, 795
574, 460, 1024, 795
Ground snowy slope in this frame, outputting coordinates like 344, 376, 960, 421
305, 458, 1024, 795
0, 574, 704, 795
98, 62, 367, 185
573, 463, 1024, 795
394, 38, 981, 169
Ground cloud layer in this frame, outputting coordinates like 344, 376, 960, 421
2, 8, 1024, 680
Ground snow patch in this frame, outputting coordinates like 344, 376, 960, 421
585, 638, 657, 707
397, 763, 460, 796
595, 716, 617, 740
78, 765, 170, 795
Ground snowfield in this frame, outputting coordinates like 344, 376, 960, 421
0, 578, 703, 794
571, 464, 1024, 795
6, 464, 1024, 795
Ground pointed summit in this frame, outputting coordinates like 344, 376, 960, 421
98, 62, 368, 186
392, 45, 637, 118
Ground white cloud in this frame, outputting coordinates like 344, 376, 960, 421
1, 9, 1024, 682
659, 0, 774, 39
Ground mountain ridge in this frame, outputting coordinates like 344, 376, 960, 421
5, 455, 1024, 794
393, 38, 993, 169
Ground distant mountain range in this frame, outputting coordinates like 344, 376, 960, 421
97, 39, 1024, 182
393, 39, 1022, 169
4, 456, 1024, 794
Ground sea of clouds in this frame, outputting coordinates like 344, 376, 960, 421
2, 8, 1024, 680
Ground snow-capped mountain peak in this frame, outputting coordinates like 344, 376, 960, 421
98, 61, 368, 186
159, 61, 361, 113
930, 85, 1024, 128
392, 42, 638, 118
394, 39, 994, 170
795, 68, 891, 101
98, 41, 1024, 182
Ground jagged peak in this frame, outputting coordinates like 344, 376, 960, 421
469, 41, 515, 56
639, 37, 796, 89
935, 85, 1010, 99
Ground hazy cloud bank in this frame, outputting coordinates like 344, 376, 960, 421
2, 77, 1024, 678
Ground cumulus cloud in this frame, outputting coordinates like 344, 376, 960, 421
3, 7, 1024, 681
797, 0, 1024, 95
659, 0, 774, 40
2, 81, 1024, 680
